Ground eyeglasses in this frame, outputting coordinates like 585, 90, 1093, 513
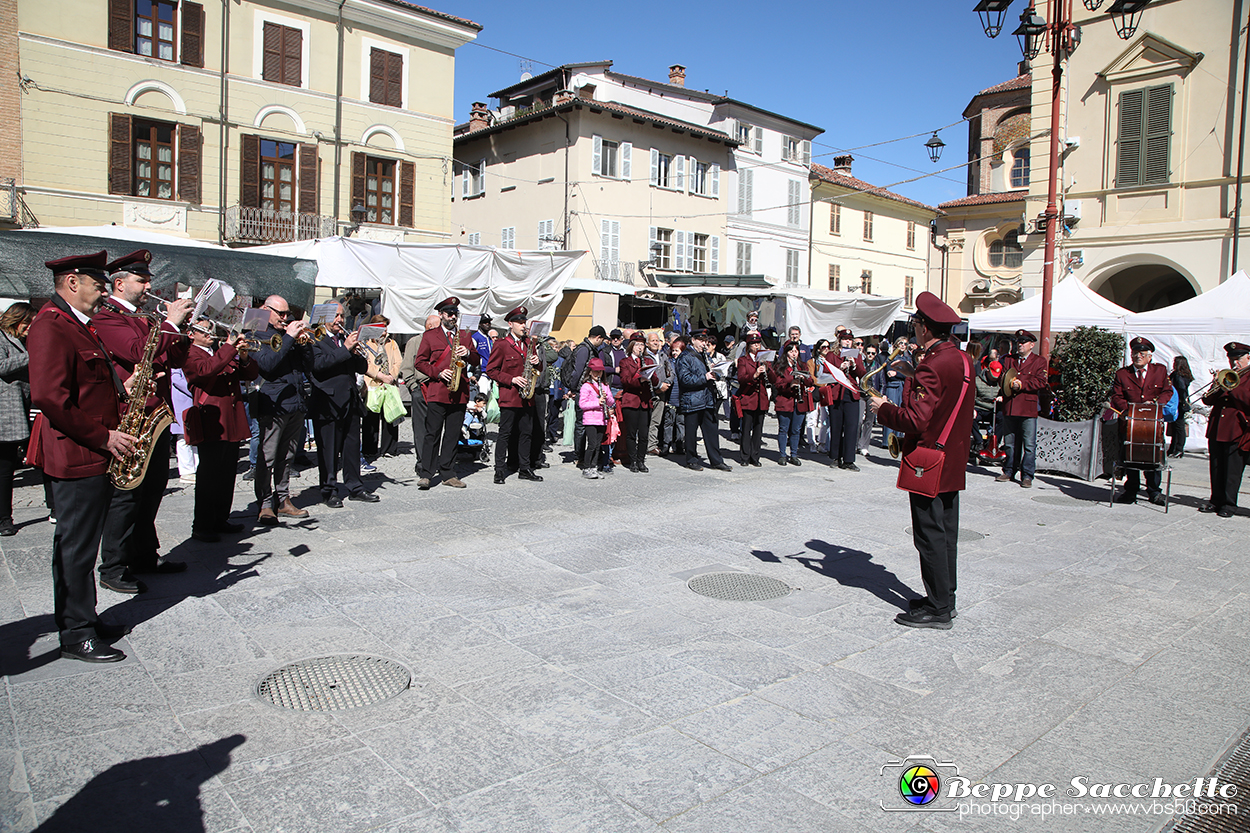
264, 305, 291, 318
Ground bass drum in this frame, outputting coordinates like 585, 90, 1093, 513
1122, 402, 1165, 467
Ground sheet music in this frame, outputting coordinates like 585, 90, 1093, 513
240, 308, 270, 333
310, 303, 338, 326
459, 313, 482, 332
357, 325, 386, 344
822, 359, 856, 393
528, 320, 551, 339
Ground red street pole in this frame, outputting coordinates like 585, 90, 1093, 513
1038, 0, 1069, 361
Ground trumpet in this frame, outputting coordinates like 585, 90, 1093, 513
1195, 367, 1245, 400
295, 324, 328, 345
860, 344, 906, 398
889, 433, 901, 459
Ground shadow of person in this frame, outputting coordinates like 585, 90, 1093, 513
0, 613, 61, 677
34, 734, 246, 833
793, 539, 918, 611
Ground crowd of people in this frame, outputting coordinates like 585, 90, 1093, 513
9, 250, 1249, 659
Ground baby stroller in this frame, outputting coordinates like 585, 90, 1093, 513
457, 412, 492, 464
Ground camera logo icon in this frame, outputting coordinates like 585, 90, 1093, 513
881, 755, 960, 812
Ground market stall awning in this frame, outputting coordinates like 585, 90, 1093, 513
967, 275, 1131, 333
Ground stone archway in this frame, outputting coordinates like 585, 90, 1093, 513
1092, 264, 1196, 312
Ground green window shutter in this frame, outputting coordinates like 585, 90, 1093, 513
1143, 84, 1172, 185
1116, 88, 1144, 188
1117, 84, 1172, 188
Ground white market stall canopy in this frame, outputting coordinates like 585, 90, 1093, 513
650, 284, 905, 337
252, 238, 586, 334
967, 275, 1131, 333
1125, 271, 1250, 335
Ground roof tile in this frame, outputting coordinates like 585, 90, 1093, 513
809, 164, 941, 214
937, 191, 1027, 209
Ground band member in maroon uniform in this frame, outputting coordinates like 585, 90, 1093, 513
92, 250, 193, 594
734, 332, 769, 467
28, 252, 138, 662
826, 329, 866, 471
618, 332, 653, 472
869, 292, 974, 630
995, 329, 1049, 488
485, 306, 543, 484
769, 340, 812, 466
1109, 336, 1173, 505
1199, 341, 1250, 518
414, 296, 480, 489
183, 318, 259, 541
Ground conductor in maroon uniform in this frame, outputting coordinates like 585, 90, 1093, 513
869, 292, 974, 630
1199, 341, 1250, 518
734, 332, 770, 467
995, 329, 1048, 488
1110, 336, 1173, 505
28, 252, 138, 662
485, 306, 543, 484
92, 250, 193, 594
414, 296, 480, 489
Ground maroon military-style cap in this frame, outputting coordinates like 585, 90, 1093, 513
690, 328, 712, 341
838, 330, 854, 341
106, 249, 154, 276
913, 291, 961, 326
505, 305, 528, 323
628, 331, 646, 343
45, 250, 109, 276
1015, 329, 1037, 343
743, 332, 763, 345
434, 296, 460, 313
1225, 341, 1250, 357
1129, 337, 1155, 353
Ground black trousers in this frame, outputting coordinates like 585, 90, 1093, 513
1209, 439, 1248, 509
546, 393, 563, 442
1123, 467, 1162, 497
0, 441, 21, 521
410, 385, 428, 471
909, 490, 959, 617
497, 406, 535, 475
683, 408, 724, 467
362, 409, 399, 458
739, 409, 765, 464
50, 473, 113, 645
582, 423, 604, 469
622, 407, 649, 467
421, 401, 465, 479
194, 440, 240, 532
826, 398, 860, 465
99, 425, 171, 582
314, 409, 363, 497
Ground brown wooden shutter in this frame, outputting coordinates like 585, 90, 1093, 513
109, 113, 133, 195
180, 2, 205, 68
351, 152, 366, 213
386, 52, 403, 107
240, 134, 260, 208
298, 143, 319, 215
399, 161, 414, 228
178, 123, 201, 204
283, 27, 302, 86
369, 48, 386, 105
262, 22, 281, 82
108, 0, 133, 52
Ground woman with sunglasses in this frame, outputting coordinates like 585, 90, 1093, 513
769, 340, 812, 465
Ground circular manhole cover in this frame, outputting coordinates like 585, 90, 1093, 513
1032, 495, 1098, 506
688, 572, 792, 601
903, 527, 986, 542
257, 655, 410, 711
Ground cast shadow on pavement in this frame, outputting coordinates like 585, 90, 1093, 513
790, 539, 918, 611
33, 734, 246, 833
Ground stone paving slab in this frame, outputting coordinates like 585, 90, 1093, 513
1, 418, 1247, 832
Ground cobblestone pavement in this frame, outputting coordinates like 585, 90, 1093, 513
0, 419, 1245, 833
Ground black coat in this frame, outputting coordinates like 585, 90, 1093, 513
254, 326, 312, 417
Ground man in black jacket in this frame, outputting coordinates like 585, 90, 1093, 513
253, 295, 314, 525
675, 330, 732, 472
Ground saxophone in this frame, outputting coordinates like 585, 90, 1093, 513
108, 314, 175, 491
448, 327, 466, 392
520, 335, 540, 399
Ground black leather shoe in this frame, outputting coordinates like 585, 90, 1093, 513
324, 495, 344, 508
100, 576, 145, 594
687, 463, 704, 471
778, 457, 788, 466
61, 638, 125, 663
133, 560, 187, 575
494, 473, 506, 484
789, 456, 802, 467
628, 464, 639, 473
1148, 493, 1166, 506
637, 463, 649, 473
191, 529, 220, 543
94, 621, 132, 641
1218, 507, 1235, 518
895, 610, 952, 630
536, 460, 551, 469
1198, 502, 1218, 513
711, 462, 733, 472
0, 518, 16, 537
908, 598, 958, 619
750, 460, 762, 467
1113, 493, 1138, 505
348, 491, 380, 503
218, 521, 246, 534
518, 470, 543, 482
839, 463, 860, 472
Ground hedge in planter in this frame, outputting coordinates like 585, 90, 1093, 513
1052, 326, 1125, 423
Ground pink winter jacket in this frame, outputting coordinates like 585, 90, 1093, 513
579, 380, 615, 425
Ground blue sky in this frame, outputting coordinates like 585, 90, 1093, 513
446, 0, 1030, 209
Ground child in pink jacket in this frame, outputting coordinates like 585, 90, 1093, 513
578, 358, 614, 479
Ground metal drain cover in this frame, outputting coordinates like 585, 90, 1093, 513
903, 527, 986, 542
1168, 726, 1250, 832
257, 655, 410, 711
688, 572, 792, 601
1032, 495, 1097, 506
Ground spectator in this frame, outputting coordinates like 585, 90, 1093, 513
578, 358, 614, 478
0, 302, 33, 536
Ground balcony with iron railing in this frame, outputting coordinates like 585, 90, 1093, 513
224, 205, 336, 244
0, 179, 39, 228
594, 259, 635, 284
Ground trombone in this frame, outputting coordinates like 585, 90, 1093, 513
1194, 367, 1245, 400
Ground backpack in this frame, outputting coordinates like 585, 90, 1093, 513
561, 343, 587, 391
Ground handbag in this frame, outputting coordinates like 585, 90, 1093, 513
1161, 386, 1179, 422
896, 353, 971, 498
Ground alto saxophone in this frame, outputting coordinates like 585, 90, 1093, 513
519, 336, 540, 399
109, 313, 175, 491
448, 326, 466, 392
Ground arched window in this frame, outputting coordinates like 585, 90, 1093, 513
989, 228, 1024, 269
1010, 146, 1030, 188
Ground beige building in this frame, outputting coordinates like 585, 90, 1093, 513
808, 157, 939, 315
13, 0, 478, 245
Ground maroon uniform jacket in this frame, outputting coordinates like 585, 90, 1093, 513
877, 340, 975, 494
1000, 351, 1048, 418
92, 298, 190, 411
768, 364, 812, 413
1109, 363, 1173, 413
619, 356, 653, 410
414, 326, 480, 406
735, 354, 770, 411
1203, 372, 1250, 444
823, 353, 866, 402
183, 343, 259, 443
485, 335, 533, 408
28, 298, 122, 479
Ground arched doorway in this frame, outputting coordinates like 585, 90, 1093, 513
1093, 264, 1196, 312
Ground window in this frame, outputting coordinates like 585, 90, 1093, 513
594, 135, 629, 179
352, 151, 415, 227
110, 0, 203, 65
1116, 84, 1172, 187
653, 228, 672, 269
538, 219, 557, 250
1009, 146, 1030, 189
907, 221, 916, 250
110, 114, 201, 202
785, 250, 801, 286
787, 180, 802, 227
467, 232, 480, 245
262, 22, 302, 87
239, 134, 317, 219
829, 203, 841, 235
735, 241, 752, 274
369, 48, 403, 108
691, 160, 708, 195
260, 140, 296, 213
863, 210, 874, 242
135, 0, 176, 60
828, 264, 840, 292
988, 228, 1024, 269
460, 159, 485, 197
735, 121, 752, 146
737, 168, 753, 215
690, 233, 708, 272
133, 119, 175, 200
904, 275, 915, 307
782, 136, 811, 165
501, 227, 515, 249
600, 219, 619, 262
364, 157, 395, 224
649, 150, 681, 190
735, 122, 762, 153
861, 271, 873, 295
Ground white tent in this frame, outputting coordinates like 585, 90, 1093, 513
967, 274, 1131, 333
253, 237, 585, 333
650, 285, 905, 337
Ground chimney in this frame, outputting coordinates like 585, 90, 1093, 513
554, 88, 575, 104
469, 101, 489, 131
833, 154, 854, 175
1018, 59, 1031, 76
668, 64, 686, 87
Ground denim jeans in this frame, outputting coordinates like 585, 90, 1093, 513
1001, 415, 1037, 479
777, 411, 806, 458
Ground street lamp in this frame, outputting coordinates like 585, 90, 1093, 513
974, 0, 1014, 38
925, 132, 946, 163
1107, 0, 1150, 39
1012, 7, 1047, 61
1082, 0, 1104, 9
